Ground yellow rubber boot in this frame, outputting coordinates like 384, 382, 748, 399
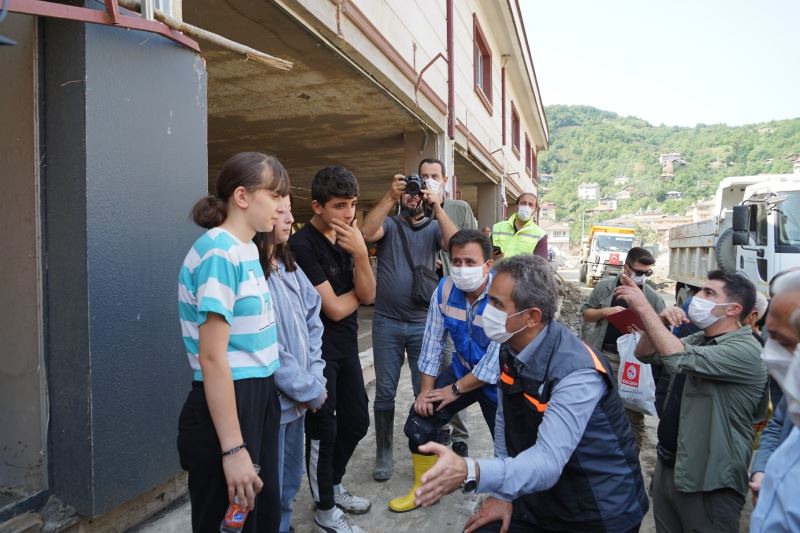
388, 453, 438, 512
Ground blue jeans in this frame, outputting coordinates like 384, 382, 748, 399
277, 416, 305, 533
373, 313, 424, 411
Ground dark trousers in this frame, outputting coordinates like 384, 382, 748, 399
651, 460, 744, 533
305, 355, 370, 510
177, 377, 281, 533
405, 365, 496, 453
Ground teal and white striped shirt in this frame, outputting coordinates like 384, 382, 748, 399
178, 227, 279, 381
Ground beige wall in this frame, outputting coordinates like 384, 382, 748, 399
0, 14, 46, 496
289, 0, 546, 201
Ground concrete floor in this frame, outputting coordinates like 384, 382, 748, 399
134, 272, 754, 533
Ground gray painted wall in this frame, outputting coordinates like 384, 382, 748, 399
43, 16, 207, 516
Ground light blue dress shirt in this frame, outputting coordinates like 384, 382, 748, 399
476, 325, 606, 501
750, 426, 800, 533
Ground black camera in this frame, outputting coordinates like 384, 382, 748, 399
404, 175, 427, 196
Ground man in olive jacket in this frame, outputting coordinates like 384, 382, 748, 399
616, 269, 768, 533
581, 247, 666, 449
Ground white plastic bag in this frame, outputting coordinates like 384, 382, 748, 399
615, 332, 656, 415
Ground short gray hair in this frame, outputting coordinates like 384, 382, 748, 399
772, 269, 800, 295
493, 255, 559, 322
753, 292, 769, 321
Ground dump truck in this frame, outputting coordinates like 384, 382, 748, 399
668, 173, 800, 304
579, 225, 636, 287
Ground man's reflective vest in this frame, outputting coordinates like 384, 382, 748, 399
492, 214, 546, 258
436, 275, 497, 403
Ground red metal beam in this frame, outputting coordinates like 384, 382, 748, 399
103, 0, 121, 25
9, 0, 199, 52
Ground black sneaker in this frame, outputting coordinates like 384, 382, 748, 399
452, 441, 468, 457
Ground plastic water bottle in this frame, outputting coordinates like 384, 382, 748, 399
219, 464, 260, 532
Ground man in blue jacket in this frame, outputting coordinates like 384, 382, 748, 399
388, 229, 498, 513
414, 255, 647, 532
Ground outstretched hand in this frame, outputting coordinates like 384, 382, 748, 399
414, 442, 466, 507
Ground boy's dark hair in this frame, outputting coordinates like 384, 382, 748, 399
418, 158, 446, 175
311, 166, 359, 205
448, 229, 491, 261
707, 270, 756, 321
625, 247, 656, 267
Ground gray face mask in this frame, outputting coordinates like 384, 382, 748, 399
630, 274, 646, 286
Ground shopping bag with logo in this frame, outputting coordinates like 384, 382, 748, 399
615, 332, 656, 415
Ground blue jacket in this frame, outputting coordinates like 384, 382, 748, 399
437, 275, 497, 403
750, 426, 800, 533
752, 398, 795, 473
499, 321, 648, 531
269, 260, 326, 424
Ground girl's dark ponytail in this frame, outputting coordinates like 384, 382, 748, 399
190, 194, 227, 229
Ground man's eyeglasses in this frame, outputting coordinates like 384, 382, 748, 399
626, 265, 653, 277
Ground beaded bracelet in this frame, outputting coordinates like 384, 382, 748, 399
221, 443, 246, 457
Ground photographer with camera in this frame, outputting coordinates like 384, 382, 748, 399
361, 173, 458, 483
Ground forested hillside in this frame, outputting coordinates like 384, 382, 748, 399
538, 105, 800, 242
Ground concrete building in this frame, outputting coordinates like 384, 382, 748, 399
578, 182, 600, 201
685, 198, 715, 222
539, 201, 557, 224
659, 152, 687, 178
613, 175, 630, 186
190, 0, 548, 226
0, 0, 547, 528
541, 221, 570, 255
604, 213, 693, 248
615, 186, 634, 200
598, 196, 618, 211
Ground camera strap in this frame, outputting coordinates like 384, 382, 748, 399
391, 217, 420, 269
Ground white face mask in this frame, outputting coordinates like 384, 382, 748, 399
482, 304, 531, 343
425, 178, 441, 194
688, 296, 733, 329
630, 274, 646, 286
761, 338, 796, 387
450, 263, 488, 292
516, 205, 533, 222
781, 346, 800, 427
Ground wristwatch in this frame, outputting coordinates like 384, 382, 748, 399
451, 381, 462, 397
461, 457, 478, 493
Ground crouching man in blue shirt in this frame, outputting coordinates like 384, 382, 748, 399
389, 229, 499, 513
414, 255, 648, 533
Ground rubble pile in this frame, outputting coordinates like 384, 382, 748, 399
557, 276, 585, 335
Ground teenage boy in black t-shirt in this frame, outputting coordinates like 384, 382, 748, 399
289, 166, 376, 533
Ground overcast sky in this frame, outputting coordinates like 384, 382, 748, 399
520, 0, 800, 127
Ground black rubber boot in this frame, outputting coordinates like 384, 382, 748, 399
373, 407, 394, 481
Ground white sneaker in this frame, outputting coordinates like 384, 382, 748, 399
333, 484, 372, 515
314, 506, 366, 533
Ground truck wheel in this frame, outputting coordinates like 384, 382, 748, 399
676, 286, 695, 307
714, 229, 738, 273
579, 263, 587, 283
